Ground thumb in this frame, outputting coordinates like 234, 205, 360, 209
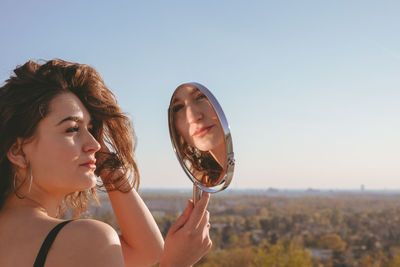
169, 200, 194, 233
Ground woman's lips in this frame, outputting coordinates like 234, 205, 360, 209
193, 125, 214, 137
80, 161, 96, 170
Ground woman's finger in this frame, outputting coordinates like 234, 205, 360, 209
197, 209, 210, 232
197, 209, 212, 253
168, 200, 194, 234
185, 192, 210, 229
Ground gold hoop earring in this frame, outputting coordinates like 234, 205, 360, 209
13, 168, 33, 199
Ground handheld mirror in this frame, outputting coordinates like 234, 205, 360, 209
168, 82, 235, 203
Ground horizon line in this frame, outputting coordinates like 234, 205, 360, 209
138, 187, 400, 192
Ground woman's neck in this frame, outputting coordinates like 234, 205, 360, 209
4, 193, 61, 218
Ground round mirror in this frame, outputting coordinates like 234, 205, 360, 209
168, 82, 235, 201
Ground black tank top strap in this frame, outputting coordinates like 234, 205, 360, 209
33, 220, 74, 267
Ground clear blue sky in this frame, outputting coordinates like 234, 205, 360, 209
1, 0, 399, 190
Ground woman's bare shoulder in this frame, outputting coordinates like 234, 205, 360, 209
63, 219, 119, 242
46, 219, 125, 267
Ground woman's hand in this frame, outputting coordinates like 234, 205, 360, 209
95, 139, 113, 178
95, 140, 128, 191
160, 192, 212, 267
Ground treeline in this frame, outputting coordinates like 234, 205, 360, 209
92, 191, 400, 266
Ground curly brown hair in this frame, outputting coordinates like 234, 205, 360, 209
0, 59, 139, 216
175, 133, 224, 187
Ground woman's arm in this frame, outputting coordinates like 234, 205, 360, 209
103, 170, 164, 267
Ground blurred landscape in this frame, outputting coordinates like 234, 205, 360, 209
90, 189, 400, 267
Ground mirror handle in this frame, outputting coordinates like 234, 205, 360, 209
193, 184, 202, 204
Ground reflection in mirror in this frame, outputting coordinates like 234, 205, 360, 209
170, 84, 227, 187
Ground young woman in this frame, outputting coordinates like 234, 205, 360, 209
170, 83, 227, 187
0, 59, 211, 267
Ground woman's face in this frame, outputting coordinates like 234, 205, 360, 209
23, 92, 101, 196
171, 85, 224, 152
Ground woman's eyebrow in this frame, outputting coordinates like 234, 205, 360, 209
172, 97, 180, 105
56, 116, 84, 126
172, 89, 200, 104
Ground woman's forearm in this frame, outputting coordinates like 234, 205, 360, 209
104, 172, 164, 266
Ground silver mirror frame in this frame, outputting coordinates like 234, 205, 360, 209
168, 82, 235, 193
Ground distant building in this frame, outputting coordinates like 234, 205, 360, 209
305, 188, 320, 193
267, 187, 279, 193
361, 184, 365, 192
151, 210, 166, 218
309, 248, 333, 260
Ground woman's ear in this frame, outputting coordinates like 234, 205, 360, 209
7, 138, 28, 168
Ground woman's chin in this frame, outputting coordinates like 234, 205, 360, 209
195, 142, 215, 152
78, 174, 98, 190
88, 175, 98, 188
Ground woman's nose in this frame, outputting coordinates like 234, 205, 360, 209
83, 132, 101, 153
186, 104, 203, 123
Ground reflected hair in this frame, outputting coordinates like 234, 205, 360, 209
178, 136, 223, 186
0, 59, 139, 216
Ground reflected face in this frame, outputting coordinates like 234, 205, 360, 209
171, 85, 224, 152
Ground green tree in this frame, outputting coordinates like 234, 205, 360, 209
318, 234, 346, 252
254, 239, 312, 267
389, 253, 400, 267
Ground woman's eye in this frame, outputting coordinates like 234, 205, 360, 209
196, 94, 207, 101
87, 124, 94, 133
66, 126, 79, 133
172, 104, 184, 113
